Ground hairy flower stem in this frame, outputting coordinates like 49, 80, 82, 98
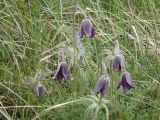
115, 72, 119, 109
72, 7, 77, 52
111, 64, 114, 100
58, 49, 66, 63
102, 62, 107, 75
92, 40, 98, 75
76, 6, 87, 18
72, 64, 78, 97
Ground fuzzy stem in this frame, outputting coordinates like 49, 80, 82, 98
76, 6, 87, 18
102, 62, 107, 75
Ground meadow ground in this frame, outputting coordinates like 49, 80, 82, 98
0, 0, 160, 120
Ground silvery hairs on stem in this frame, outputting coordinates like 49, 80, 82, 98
112, 40, 125, 72
25, 69, 47, 87
25, 69, 47, 97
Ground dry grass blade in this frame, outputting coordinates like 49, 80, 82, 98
0, 108, 11, 120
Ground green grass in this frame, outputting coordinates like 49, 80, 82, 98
0, 0, 160, 119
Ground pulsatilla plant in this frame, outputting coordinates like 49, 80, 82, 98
76, 18, 96, 61
35, 82, 46, 97
25, 69, 47, 97
93, 75, 110, 97
52, 62, 70, 81
112, 40, 124, 72
25, 69, 44, 85
117, 72, 134, 92
113, 55, 124, 72
77, 19, 95, 39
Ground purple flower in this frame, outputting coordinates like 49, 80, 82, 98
93, 75, 110, 97
36, 82, 46, 97
113, 55, 123, 72
117, 72, 134, 92
77, 19, 95, 38
52, 62, 70, 81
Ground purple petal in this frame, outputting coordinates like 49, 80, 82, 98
93, 75, 110, 97
82, 19, 93, 37
126, 74, 134, 87
121, 72, 134, 92
61, 62, 70, 80
36, 83, 46, 97
90, 28, 96, 38
38, 86, 46, 97
56, 67, 64, 80
53, 63, 64, 81
121, 78, 130, 92
93, 76, 104, 95
77, 21, 85, 38
113, 55, 122, 72
100, 81, 109, 97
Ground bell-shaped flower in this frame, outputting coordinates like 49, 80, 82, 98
117, 72, 134, 92
93, 75, 110, 97
113, 55, 123, 72
52, 62, 70, 81
77, 19, 95, 38
35, 82, 46, 97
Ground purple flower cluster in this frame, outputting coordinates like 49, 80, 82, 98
51, 18, 96, 82
93, 40, 134, 97
27, 17, 135, 99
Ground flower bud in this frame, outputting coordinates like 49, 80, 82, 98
52, 62, 70, 81
93, 75, 110, 97
36, 82, 46, 97
117, 72, 134, 92
77, 19, 95, 38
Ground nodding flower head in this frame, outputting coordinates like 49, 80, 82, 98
77, 19, 95, 39
36, 82, 46, 97
113, 55, 123, 72
52, 62, 70, 81
93, 75, 110, 97
117, 72, 134, 92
